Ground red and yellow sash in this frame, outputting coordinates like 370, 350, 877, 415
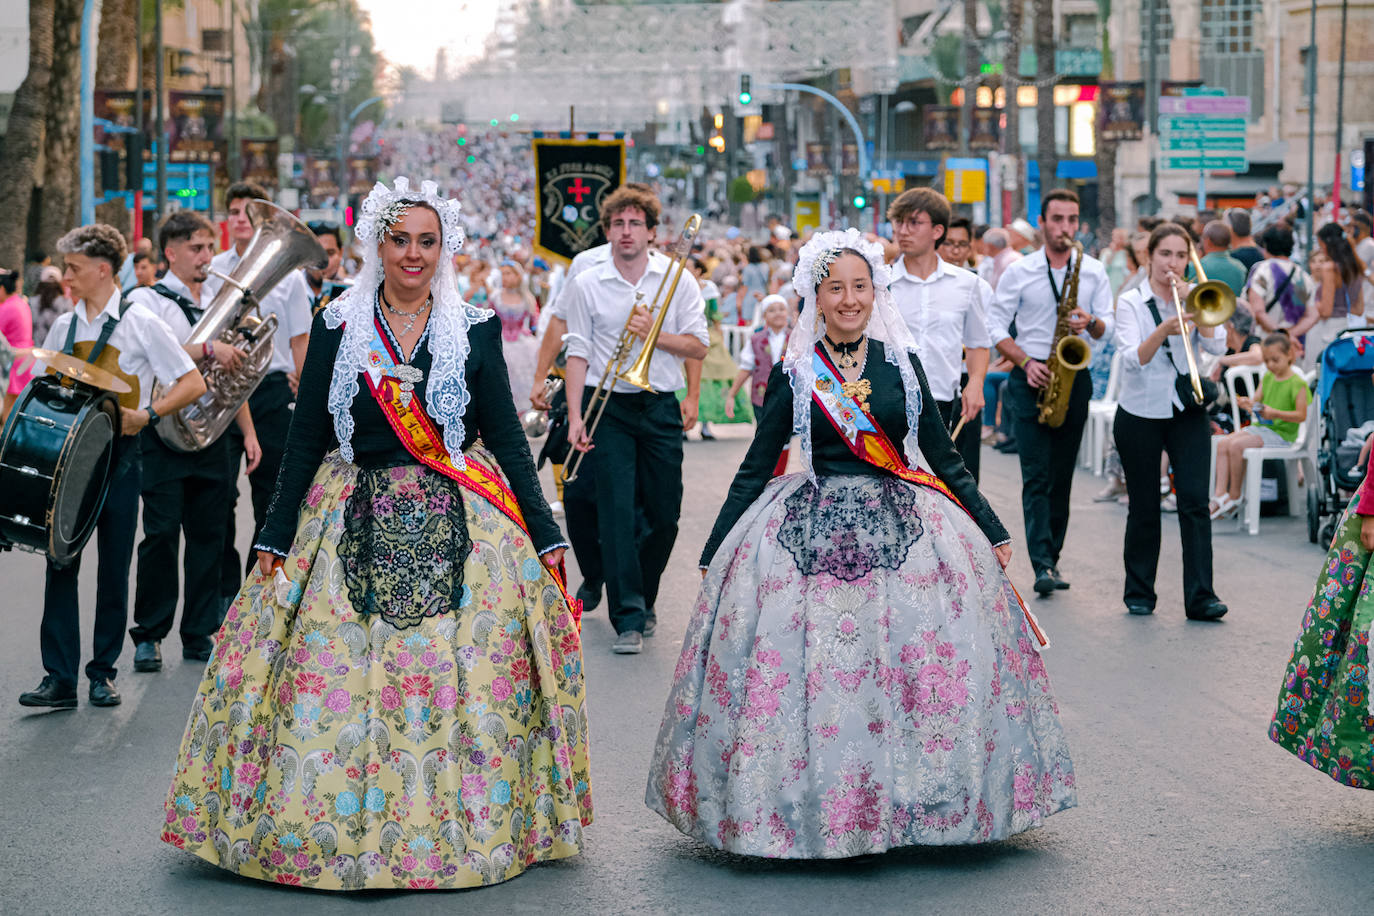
810, 345, 1049, 648
363, 315, 579, 624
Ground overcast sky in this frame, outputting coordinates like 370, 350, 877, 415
358, 0, 500, 79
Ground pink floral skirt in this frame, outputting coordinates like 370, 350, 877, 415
646, 473, 1077, 857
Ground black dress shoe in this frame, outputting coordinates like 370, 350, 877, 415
133, 641, 162, 672
643, 610, 657, 638
575, 583, 602, 614
1049, 568, 1071, 590
1186, 600, 1229, 621
18, 675, 77, 709
1126, 603, 1155, 616
182, 646, 212, 662
1033, 571, 1057, 596
88, 678, 122, 707
994, 440, 1019, 454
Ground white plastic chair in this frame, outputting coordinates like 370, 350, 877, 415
1209, 363, 1266, 495
1237, 367, 1314, 535
720, 326, 750, 362
1085, 351, 1124, 475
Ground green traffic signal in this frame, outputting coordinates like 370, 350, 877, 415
457, 137, 467, 146
510, 113, 519, 122
738, 90, 752, 105
852, 195, 867, 209
466, 154, 476, 164
490, 118, 499, 126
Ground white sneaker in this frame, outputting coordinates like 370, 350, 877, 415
549, 500, 564, 517
1161, 493, 1177, 513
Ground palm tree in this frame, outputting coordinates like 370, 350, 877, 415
0, 0, 54, 268
1003, 0, 1023, 218
961, 0, 980, 155
40, 0, 84, 258
96, 0, 137, 89
1094, 0, 1118, 247
1033, 0, 1056, 203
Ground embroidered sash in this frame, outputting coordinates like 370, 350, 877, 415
362, 314, 580, 623
810, 345, 1049, 648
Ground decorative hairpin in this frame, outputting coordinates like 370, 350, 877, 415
810, 247, 843, 289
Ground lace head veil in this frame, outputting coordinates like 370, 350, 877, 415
783, 228, 923, 478
322, 177, 490, 467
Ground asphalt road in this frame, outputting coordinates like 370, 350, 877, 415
2, 426, 1371, 915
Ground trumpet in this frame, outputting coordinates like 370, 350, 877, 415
521, 377, 564, 437
561, 213, 702, 484
1168, 242, 1237, 404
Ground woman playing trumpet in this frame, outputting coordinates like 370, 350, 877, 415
1112, 222, 1228, 620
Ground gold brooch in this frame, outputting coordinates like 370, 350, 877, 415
841, 378, 871, 412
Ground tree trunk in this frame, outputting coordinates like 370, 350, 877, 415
1003, 0, 1023, 219
1033, 0, 1056, 204
95, 0, 136, 89
961, 0, 979, 155
41, 0, 84, 258
1096, 140, 1118, 246
0, 0, 55, 268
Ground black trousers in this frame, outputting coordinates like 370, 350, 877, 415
1113, 406, 1218, 612
222, 372, 293, 594
585, 390, 683, 634
1004, 367, 1091, 575
935, 394, 982, 482
41, 442, 142, 687
130, 433, 234, 651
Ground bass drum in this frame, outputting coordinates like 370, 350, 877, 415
0, 376, 120, 567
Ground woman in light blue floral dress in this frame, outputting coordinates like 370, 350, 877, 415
646, 230, 1076, 858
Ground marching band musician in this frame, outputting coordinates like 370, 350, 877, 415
887, 188, 993, 481
18, 224, 206, 710
208, 182, 315, 601
304, 219, 347, 313
986, 189, 1113, 597
125, 211, 263, 673
563, 185, 709, 654
1112, 223, 1228, 620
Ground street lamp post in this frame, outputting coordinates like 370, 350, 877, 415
337, 96, 384, 223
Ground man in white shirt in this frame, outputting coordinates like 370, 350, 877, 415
887, 188, 993, 481
986, 190, 1114, 596
563, 186, 709, 654
983, 228, 1022, 291
206, 182, 314, 601
19, 223, 205, 710
125, 211, 263, 672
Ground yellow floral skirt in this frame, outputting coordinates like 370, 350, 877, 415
161, 446, 593, 890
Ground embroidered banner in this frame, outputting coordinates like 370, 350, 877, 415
532, 138, 625, 266
809, 345, 1049, 648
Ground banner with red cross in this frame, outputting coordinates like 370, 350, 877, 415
532, 138, 626, 266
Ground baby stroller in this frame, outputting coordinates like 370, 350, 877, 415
1307, 328, 1374, 544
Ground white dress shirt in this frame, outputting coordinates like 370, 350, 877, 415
889, 255, 993, 401
987, 248, 1115, 360
737, 327, 787, 372
563, 250, 709, 394
547, 243, 611, 322
206, 248, 314, 376
126, 271, 204, 343
39, 288, 196, 410
1114, 284, 1226, 419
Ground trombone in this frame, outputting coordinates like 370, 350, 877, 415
561, 213, 702, 483
1168, 241, 1237, 404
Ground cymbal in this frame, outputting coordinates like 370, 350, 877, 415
32, 349, 134, 394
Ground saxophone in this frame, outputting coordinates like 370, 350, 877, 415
1035, 241, 1093, 427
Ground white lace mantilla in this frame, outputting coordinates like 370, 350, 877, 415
784, 228, 923, 478
323, 177, 490, 466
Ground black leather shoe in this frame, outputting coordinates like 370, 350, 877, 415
575, 583, 602, 614
182, 646, 212, 662
643, 611, 657, 638
88, 678, 122, 707
1126, 603, 1154, 616
1186, 600, 1228, 621
133, 641, 162, 672
18, 676, 77, 709
994, 440, 1019, 454
1049, 568, 1071, 590
1033, 571, 1057, 596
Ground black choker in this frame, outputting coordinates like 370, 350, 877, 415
825, 335, 863, 369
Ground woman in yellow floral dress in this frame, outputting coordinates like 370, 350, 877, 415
160, 178, 592, 890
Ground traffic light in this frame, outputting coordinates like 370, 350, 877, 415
738, 74, 752, 105
457, 136, 467, 146
490, 118, 499, 126
509, 113, 519, 122
852, 194, 867, 209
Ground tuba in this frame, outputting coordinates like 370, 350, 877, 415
1036, 241, 1093, 427
153, 200, 327, 451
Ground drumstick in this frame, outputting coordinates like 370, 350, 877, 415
950, 415, 968, 440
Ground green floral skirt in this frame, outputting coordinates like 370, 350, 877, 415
1268, 495, 1374, 788
161, 445, 593, 889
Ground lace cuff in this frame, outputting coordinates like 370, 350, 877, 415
538, 540, 570, 556
252, 542, 288, 559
